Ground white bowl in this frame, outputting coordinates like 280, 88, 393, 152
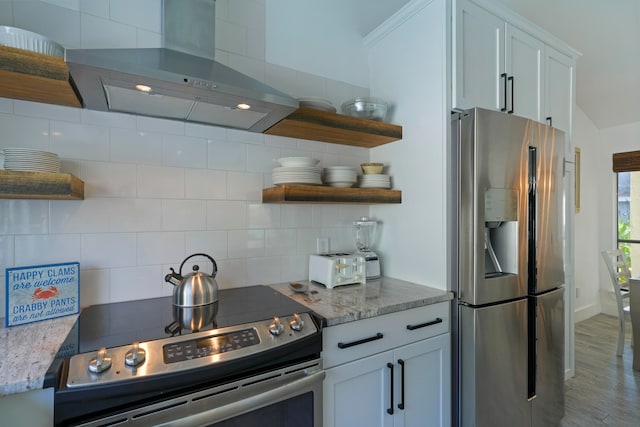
277, 157, 319, 167
0, 26, 64, 57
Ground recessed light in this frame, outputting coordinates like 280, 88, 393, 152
236, 103, 251, 110
135, 84, 153, 93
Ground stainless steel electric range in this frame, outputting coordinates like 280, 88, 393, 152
45, 285, 324, 427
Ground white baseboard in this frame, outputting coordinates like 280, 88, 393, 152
574, 303, 601, 322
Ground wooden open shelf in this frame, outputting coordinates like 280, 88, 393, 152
0, 170, 84, 200
264, 108, 402, 147
262, 184, 401, 204
0, 45, 81, 108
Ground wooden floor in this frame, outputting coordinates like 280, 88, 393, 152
561, 314, 639, 426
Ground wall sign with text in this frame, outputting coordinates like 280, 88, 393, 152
5, 262, 80, 327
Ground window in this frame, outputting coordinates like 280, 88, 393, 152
612, 151, 640, 272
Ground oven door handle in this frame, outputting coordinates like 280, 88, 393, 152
156, 370, 326, 427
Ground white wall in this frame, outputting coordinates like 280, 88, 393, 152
366, 0, 449, 289
571, 106, 603, 321
0, 0, 373, 319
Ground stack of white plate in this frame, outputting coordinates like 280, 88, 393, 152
272, 166, 322, 185
2, 148, 60, 173
276, 157, 319, 167
358, 174, 391, 189
323, 166, 357, 187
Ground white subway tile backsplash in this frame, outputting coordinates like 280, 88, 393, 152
50, 199, 110, 233
79, 268, 110, 307
41, 0, 80, 11
297, 228, 321, 254
186, 123, 227, 141
81, 233, 136, 268
80, 14, 136, 48
227, 129, 264, 145
207, 201, 247, 230
185, 231, 228, 260
0, 200, 49, 235
110, 265, 163, 302
215, 258, 247, 289
0, 114, 49, 150
14, 234, 81, 266
137, 116, 185, 136
109, 198, 162, 232
0, 98, 12, 114
161, 200, 207, 231
227, 171, 262, 201
81, 161, 137, 198
137, 232, 185, 266
80, 0, 109, 18
82, 109, 136, 129
280, 255, 308, 282
162, 135, 207, 169
111, 128, 162, 165
247, 144, 281, 173
109, 0, 161, 33
14, 100, 81, 122
185, 169, 227, 200
51, 120, 110, 161
281, 205, 313, 228
13, 1, 81, 48
265, 229, 297, 256
207, 139, 246, 171
264, 134, 299, 149
228, 229, 264, 258
137, 165, 184, 199
246, 256, 280, 286
248, 203, 280, 229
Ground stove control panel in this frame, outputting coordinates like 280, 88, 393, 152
65, 312, 317, 388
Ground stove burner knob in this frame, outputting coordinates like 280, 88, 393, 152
125, 342, 146, 367
289, 313, 304, 331
88, 347, 112, 374
269, 316, 284, 336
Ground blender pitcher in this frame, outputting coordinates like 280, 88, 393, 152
353, 216, 381, 279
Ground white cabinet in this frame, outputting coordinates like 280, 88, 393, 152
453, 0, 504, 112
323, 302, 451, 427
544, 44, 575, 136
453, 0, 576, 129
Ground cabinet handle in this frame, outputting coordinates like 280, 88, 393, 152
398, 359, 406, 410
546, 116, 553, 127
337, 332, 383, 349
500, 73, 508, 112
406, 317, 443, 331
508, 75, 514, 114
387, 362, 394, 415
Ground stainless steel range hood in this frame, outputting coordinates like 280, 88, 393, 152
65, 0, 298, 132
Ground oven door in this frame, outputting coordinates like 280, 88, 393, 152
73, 359, 324, 427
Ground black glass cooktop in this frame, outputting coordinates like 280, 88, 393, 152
77, 285, 316, 353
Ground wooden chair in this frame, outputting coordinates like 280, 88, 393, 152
601, 249, 632, 356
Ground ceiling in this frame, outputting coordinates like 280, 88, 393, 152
363, 0, 640, 130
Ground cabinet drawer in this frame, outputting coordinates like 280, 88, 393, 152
322, 302, 449, 368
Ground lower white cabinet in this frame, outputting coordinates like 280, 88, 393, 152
322, 302, 451, 427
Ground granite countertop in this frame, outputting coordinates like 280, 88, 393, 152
270, 276, 453, 327
0, 314, 78, 397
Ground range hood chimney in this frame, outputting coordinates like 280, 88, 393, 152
65, 0, 298, 132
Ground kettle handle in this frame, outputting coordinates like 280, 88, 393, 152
179, 253, 218, 278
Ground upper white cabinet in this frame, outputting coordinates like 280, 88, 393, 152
453, 0, 504, 112
544, 44, 575, 135
453, 0, 577, 132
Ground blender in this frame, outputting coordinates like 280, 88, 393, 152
353, 216, 381, 279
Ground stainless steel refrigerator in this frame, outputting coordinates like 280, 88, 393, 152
451, 108, 565, 427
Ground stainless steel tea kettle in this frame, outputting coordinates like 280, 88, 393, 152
164, 253, 218, 307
